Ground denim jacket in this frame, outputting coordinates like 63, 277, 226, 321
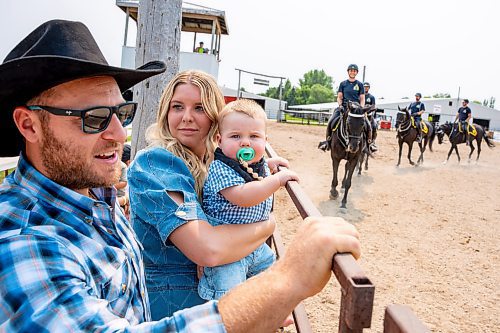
128, 147, 207, 319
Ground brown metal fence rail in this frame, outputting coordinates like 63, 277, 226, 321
266, 143, 429, 333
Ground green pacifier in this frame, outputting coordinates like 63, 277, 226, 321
236, 147, 255, 162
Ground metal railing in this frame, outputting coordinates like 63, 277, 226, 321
266, 143, 429, 333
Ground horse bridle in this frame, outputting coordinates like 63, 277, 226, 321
396, 110, 411, 132
346, 111, 365, 140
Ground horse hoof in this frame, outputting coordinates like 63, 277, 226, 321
329, 191, 338, 199
442, 160, 447, 165
340, 203, 347, 209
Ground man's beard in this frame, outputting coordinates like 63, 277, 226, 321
40, 122, 122, 190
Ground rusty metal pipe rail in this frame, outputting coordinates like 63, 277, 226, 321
266, 142, 430, 332
266, 143, 375, 332
384, 305, 430, 333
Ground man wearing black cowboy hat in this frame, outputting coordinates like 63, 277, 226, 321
0, 20, 361, 332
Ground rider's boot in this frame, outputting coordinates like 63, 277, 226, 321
416, 127, 422, 143
464, 123, 469, 146
318, 109, 341, 151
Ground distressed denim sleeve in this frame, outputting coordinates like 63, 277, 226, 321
128, 147, 207, 243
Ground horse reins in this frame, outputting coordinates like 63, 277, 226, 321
396, 110, 412, 136
337, 111, 365, 148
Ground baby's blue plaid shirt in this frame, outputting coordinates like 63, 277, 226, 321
202, 160, 273, 225
0, 155, 225, 332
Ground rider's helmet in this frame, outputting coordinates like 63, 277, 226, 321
415, 92, 422, 98
347, 64, 359, 72
363, 82, 370, 88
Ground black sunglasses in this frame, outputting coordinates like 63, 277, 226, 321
27, 102, 137, 134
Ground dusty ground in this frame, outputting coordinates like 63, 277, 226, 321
267, 121, 499, 333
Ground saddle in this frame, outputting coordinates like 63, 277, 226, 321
410, 117, 428, 134
331, 117, 341, 133
458, 123, 477, 136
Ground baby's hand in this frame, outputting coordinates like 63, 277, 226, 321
267, 156, 290, 174
275, 169, 299, 186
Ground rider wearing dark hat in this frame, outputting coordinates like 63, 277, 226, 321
408, 92, 426, 142
454, 98, 472, 145
363, 82, 378, 152
318, 64, 365, 151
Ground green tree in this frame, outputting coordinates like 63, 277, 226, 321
299, 69, 333, 90
260, 69, 335, 106
260, 79, 291, 101
432, 93, 451, 98
307, 84, 334, 104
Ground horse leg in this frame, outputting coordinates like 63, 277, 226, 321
476, 139, 482, 162
421, 139, 428, 163
468, 141, 475, 163
330, 158, 340, 199
444, 145, 454, 164
397, 140, 403, 166
357, 152, 364, 175
408, 142, 415, 166
341, 158, 357, 208
454, 145, 461, 163
364, 152, 369, 170
342, 161, 349, 188
417, 141, 424, 165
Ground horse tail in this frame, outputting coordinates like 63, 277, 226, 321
483, 130, 495, 148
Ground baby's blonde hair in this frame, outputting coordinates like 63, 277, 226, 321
147, 70, 225, 198
218, 99, 268, 133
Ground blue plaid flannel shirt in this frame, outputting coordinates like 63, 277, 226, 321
202, 160, 273, 225
0, 155, 225, 332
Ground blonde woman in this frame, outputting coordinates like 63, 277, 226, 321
128, 71, 279, 319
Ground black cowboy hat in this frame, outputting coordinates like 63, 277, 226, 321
0, 19, 167, 157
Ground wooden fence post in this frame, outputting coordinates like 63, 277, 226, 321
132, 0, 182, 156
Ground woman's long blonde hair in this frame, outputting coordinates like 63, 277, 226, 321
146, 70, 225, 198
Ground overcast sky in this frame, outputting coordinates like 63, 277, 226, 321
2, 0, 499, 104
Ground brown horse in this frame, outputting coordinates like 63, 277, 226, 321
436, 122, 494, 163
329, 102, 371, 208
395, 106, 435, 166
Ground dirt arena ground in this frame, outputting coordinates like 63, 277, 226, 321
267, 121, 499, 332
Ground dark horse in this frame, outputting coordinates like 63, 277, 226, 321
395, 106, 435, 166
436, 122, 495, 163
329, 101, 371, 208
357, 105, 377, 174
